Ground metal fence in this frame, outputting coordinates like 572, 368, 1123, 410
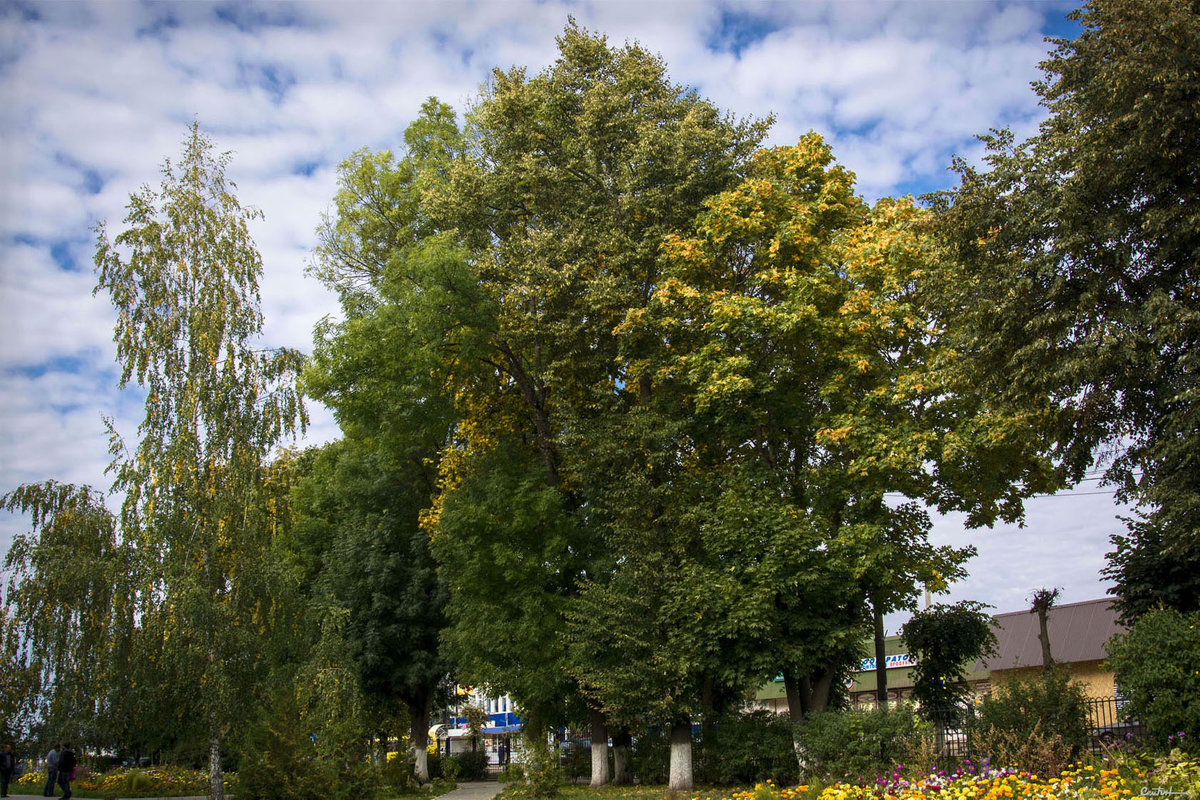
538, 696, 1140, 778
1085, 696, 1144, 750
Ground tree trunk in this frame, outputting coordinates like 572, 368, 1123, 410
410, 696, 432, 783
805, 669, 834, 714
611, 728, 633, 786
1037, 607, 1053, 678
588, 708, 610, 787
208, 737, 223, 800
668, 719, 693, 792
873, 601, 888, 711
782, 670, 807, 773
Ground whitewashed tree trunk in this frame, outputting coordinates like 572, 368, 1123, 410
411, 700, 431, 782
589, 708, 610, 787
208, 737, 224, 800
668, 720, 693, 792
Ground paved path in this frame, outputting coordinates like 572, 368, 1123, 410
1, 779, 506, 800
440, 780, 507, 800
2, 779, 507, 800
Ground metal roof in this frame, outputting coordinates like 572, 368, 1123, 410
980, 598, 1124, 671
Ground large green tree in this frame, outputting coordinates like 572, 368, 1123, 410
94, 124, 306, 800
288, 439, 449, 782
930, 0, 1200, 619
311, 25, 767, 790
621, 136, 1046, 739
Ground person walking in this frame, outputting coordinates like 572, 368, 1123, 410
56, 744, 76, 800
0, 743, 15, 798
43, 744, 60, 798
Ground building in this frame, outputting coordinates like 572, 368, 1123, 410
752, 597, 1125, 711
982, 597, 1124, 698
435, 687, 523, 767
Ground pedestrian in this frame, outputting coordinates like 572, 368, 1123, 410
43, 744, 60, 798
0, 743, 15, 798
56, 743, 76, 800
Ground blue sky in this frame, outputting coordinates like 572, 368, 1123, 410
0, 0, 1130, 626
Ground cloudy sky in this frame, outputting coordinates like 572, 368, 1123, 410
0, 0, 1132, 627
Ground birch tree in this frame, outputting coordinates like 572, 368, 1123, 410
94, 123, 305, 800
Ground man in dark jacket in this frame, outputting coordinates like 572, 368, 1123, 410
56, 744, 76, 800
0, 743, 16, 797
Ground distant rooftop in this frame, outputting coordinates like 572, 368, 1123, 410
980, 597, 1123, 671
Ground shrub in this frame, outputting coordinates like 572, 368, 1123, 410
450, 750, 490, 781
975, 666, 1090, 771
696, 710, 799, 786
506, 737, 560, 800
237, 685, 376, 800
795, 705, 931, 782
1105, 607, 1200, 748
629, 726, 669, 786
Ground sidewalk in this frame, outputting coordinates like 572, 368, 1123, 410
439, 780, 507, 800
2, 778, 506, 800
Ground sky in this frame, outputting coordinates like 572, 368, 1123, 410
0, 0, 1134, 629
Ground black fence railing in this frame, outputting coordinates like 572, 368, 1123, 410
547, 696, 1140, 779
1085, 696, 1144, 751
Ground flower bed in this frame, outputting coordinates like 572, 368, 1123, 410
15, 765, 238, 797
698, 754, 1199, 800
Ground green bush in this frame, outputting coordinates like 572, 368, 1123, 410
1105, 607, 1200, 748
237, 685, 376, 800
696, 710, 799, 786
449, 750, 490, 781
795, 705, 930, 782
427, 748, 444, 779
976, 666, 1090, 762
506, 738, 560, 799
123, 770, 154, 793
380, 753, 420, 793
629, 726, 669, 786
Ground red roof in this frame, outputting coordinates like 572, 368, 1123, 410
980, 598, 1125, 671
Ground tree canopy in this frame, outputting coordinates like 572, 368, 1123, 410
930, 0, 1200, 619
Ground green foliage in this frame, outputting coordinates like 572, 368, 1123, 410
629, 727, 669, 787
1104, 522, 1200, 622
1, 481, 128, 742
901, 602, 996, 711
238, 686, 338, 800
795, 706, 931, 782
508, 738, 561, 800
695, 711, 799, 786
289, 438, 447, 783
1105, 607, 1200, 745
90, 122, 307, 794
448, 750, 489, 781
930, 0, 1200, 614
976, 667, 1090, 763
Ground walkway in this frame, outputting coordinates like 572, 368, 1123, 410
440, 779, 507, 800
2, 779, 506, 800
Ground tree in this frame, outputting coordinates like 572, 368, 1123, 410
311, 25, 767, 791
1, 482, 129, 742
930, 0, 1200, 615
94, 123, 306, 800
1029, 587, 1060, 677
1105, 607, 1200, 743
305, 101, 469, 784
289, 440, 449, 782
623, 135, 1034, 734
901, 601, 996, 711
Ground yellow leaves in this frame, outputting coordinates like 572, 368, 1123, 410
817, 425, 853, 445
